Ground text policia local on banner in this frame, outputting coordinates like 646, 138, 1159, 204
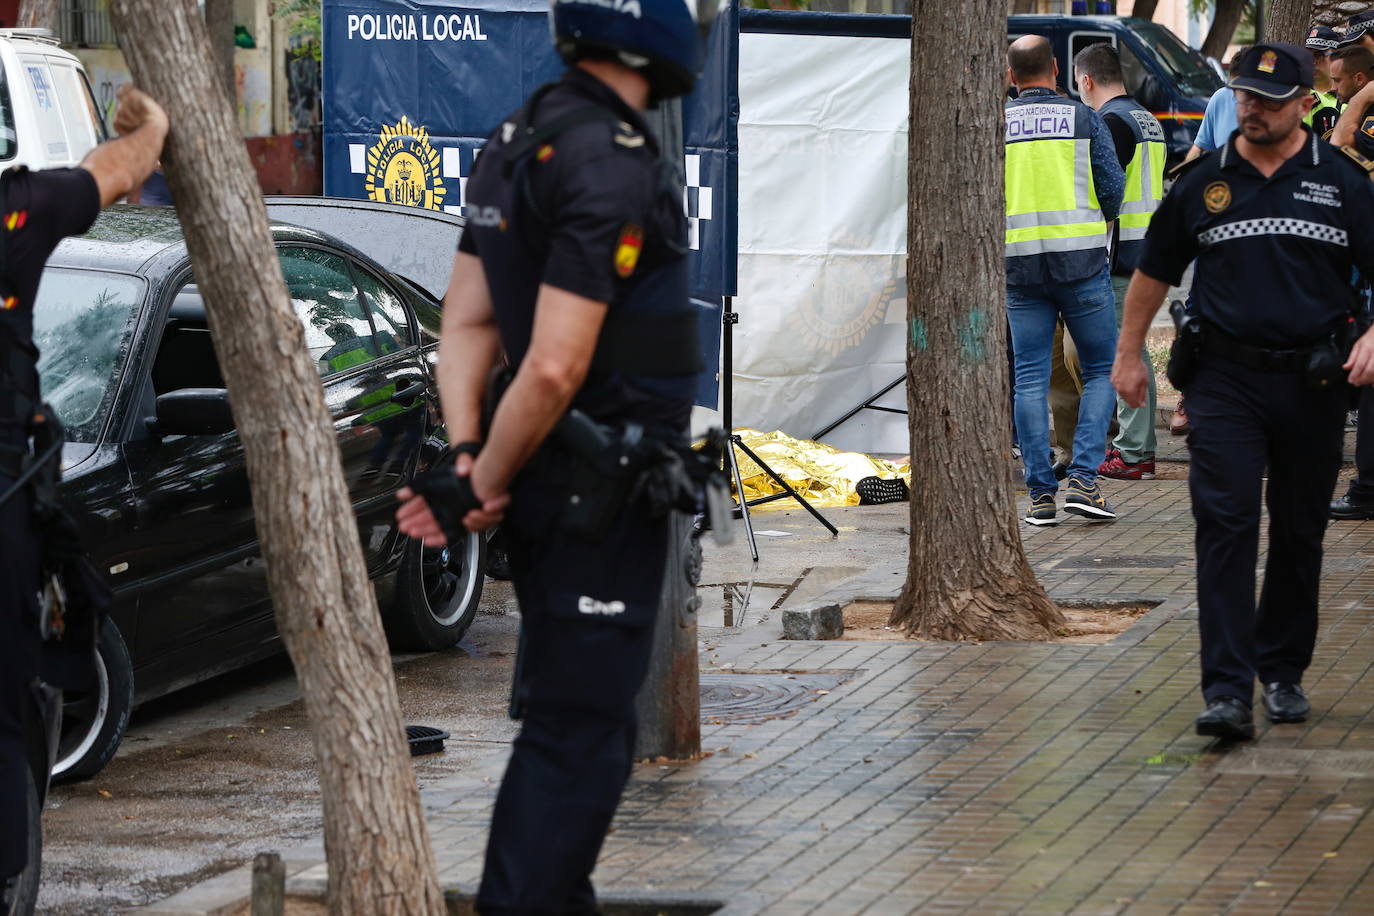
347, 13, 488, 42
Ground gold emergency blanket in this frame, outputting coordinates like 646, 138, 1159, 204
730, 428, 911, 509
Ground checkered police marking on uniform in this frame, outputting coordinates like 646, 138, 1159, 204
1198, 218, 1348, 248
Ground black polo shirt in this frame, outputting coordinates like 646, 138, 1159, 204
0, 166, 101, 431
459, 68, 691, 426
1139, 127, 1374, 347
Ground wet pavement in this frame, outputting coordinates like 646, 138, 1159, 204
145, 453, 1374, 915
44, 429, 1374, 914
36, 594, 524, 915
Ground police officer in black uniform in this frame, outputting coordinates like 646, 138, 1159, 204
395, 1, 719, 911
1, 85, 166, 911
1112, 44, 1374, 742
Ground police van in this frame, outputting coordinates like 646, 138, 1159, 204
1009, 15, 1224, 165
0, 28, 107, 172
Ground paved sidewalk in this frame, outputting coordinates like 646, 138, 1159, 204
150, 474, 1374, 914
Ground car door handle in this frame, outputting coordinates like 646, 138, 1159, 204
390, 381, 425, 403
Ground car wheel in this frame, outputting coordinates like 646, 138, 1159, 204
2, 766, 40, 916
385, 531, 486, 651
51, 617, 133, 783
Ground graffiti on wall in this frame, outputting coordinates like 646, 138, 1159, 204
286, 47, 321, 131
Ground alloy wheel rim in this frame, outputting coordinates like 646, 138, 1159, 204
53, 648, 110, 777
423, 533, 481, 627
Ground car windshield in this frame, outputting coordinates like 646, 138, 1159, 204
34, 269, 144, 441
1134, 23, 1224, 98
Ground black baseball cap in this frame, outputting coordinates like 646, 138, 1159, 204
1306, 25, 1341, 51
1228, 42, 1314, 100
1338, 10, 1374, 47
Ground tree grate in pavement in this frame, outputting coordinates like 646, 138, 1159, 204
699, 671, 858, 725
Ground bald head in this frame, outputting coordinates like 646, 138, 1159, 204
1009, 35, 1057, 87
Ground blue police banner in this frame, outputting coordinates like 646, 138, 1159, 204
322, 0, 738, 407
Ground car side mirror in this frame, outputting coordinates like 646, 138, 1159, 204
151, 388, 235, 437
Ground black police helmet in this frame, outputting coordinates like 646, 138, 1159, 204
551, 0, 721, 101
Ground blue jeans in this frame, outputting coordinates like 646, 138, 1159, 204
1008, 264, 1118, 497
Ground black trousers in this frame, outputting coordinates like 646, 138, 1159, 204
1186, 357, 1347, 705
476, 464, 668, 916
1345, 386, 1374, 503
0, 478, 40, 880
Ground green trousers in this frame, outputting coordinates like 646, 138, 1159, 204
1111, 273, 1157, 463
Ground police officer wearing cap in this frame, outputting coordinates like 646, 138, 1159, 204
1306, 25, 1344, 137
1113, 44, 1374, 742
394, 0, 719, 911
1, 86, 166, 909
1341, 9, 1374, 53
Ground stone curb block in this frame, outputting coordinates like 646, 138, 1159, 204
781, 603, 843, 640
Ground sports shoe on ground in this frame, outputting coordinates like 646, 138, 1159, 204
1063, 477, 1117, 520
856, 476, 909, 505
1097, 453, 1156, 480
1023, 492, 1058, 526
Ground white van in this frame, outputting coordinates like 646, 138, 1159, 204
0, 28, 107, 171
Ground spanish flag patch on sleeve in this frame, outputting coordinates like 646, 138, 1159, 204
614, 224, 643, 279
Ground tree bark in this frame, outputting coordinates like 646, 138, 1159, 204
16, 0, 59, 30
108, 3, 445, 914
894, 0, 1063, 641
1312, 0, 1368, 27
204, 0, 237, 109
1263, 0, 1315, 43
1202, 0, 1250, 63
1129, 0, 1160, 21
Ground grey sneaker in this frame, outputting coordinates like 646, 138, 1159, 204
1024, 492, 1058, 526
1063, 477, 1117, 520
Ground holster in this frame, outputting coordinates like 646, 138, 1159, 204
1166, 299, 1205, 391
15, 405, 113, 691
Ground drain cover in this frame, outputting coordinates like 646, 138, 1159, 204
405, 724, 449, 757
699, 671, 856, 725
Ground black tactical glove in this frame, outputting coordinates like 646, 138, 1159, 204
407, 443, 482, 545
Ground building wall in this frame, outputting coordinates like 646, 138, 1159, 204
68, 0, 321, 194
72, 45, 274, 137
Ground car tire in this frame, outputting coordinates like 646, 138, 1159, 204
4, 761, 41, 916
385, 531, 486, 651
51, 617, 133, 783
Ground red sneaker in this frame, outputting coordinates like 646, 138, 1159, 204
1097, 453, 1156, 480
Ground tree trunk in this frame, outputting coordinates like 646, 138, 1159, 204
108, 3, 445, 914
1313, 0, 1367, 27
1129, 0, 1160, 21
1201, 0, 1250, 63
1263, 0, 1315, 43
16, 0, 59, 30
894, 0, 1063, 641
205, 0, 237, 109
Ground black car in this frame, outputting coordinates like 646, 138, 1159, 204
37, 199, 482, 781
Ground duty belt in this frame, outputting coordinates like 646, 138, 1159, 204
1202, 329, 1332, 373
